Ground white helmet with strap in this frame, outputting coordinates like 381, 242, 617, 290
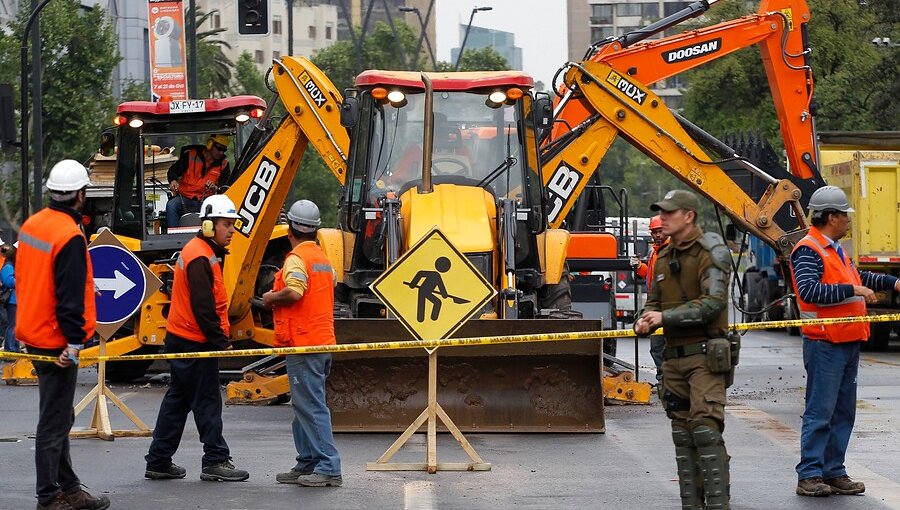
46, 159, 91, 199
200, 195, 240, 220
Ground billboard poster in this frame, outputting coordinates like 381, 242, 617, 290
147, 0, 188, 101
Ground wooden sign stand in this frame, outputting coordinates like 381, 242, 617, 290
366, 349, 491, 473
70, 337, 152, 441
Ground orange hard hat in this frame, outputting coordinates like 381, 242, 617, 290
649, 215, 662, 231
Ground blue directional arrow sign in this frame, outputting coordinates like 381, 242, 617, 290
88, 229, 163, 339
89, 244, 146, 324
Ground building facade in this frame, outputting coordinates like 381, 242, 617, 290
567, 0, 692, 108
450, 25, 522, 70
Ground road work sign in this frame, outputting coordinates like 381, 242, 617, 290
89, 229, 163, 339
371, 228, 496, 340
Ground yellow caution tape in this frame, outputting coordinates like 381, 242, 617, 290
0, 351, 59, 363
3, 313, 900, 364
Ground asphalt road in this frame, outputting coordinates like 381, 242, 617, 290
1, 329, 899, 510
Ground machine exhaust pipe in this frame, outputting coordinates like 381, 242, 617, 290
420, 72, 434, 194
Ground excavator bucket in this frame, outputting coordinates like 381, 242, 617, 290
228, 318, 606, 433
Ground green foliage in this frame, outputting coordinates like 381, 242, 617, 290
434, 47, 510, 72
191, 8, 234, 98
233, 52, 269, 98
120, 79, 152, 102
288, 151, 341, 228
311, 21, 420, 91
0, 0, 119, 226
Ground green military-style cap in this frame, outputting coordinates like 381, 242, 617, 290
651, 189, 701, 212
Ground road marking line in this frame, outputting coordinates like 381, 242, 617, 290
404, 480, 436, 510
728, 403, 900, 508
861, 357, 900, 368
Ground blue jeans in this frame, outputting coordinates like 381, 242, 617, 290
796, 337, 860, 481
286, 353, 341, 476
4, 303, 17, 352
166, 195, 203, 228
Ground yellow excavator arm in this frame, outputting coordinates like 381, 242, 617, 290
223, 56, 349, 323
543, 60, 807, 255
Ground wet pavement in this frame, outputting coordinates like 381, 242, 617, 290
1, 329, 899, 510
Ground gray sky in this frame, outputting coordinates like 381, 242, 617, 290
434, 1, 568, 88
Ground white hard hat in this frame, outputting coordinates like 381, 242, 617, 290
808, 185, 854, 213
46, 159, 91, 192
200, 195, 241, 220
286, 199, 321, 233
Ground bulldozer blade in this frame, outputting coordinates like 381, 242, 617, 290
328, 318, 605, 433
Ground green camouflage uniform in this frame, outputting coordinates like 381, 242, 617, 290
643, 224, 732, 510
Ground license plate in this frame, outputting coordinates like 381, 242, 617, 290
169, 100, 206, 113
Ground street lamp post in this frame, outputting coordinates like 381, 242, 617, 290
399, 6, 437, 69
455, 6, 492, 71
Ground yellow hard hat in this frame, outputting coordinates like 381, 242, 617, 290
207, 134, 230, 148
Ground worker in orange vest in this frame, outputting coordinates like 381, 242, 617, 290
166, 134, 232, 228
791, 186, 900, 498
265, 200, 343, 488
16, 160, 110, 510
630, 215, 669, 384
145, 194, 249, 483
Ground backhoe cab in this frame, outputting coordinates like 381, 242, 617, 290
335, 71, 565, 319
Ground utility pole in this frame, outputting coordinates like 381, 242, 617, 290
187, 0, 198, 98
455, 6, 492, 71
21, 0, 53, 221
287, 0, 294, 55
31, 0, 44, 213
399, 5, 437, 69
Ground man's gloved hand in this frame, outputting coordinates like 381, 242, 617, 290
57, 343, 83, 368
629, 256, 641, 269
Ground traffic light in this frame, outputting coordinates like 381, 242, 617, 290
237, 0, 269, 36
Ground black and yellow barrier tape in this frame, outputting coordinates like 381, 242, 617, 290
3, 313, 900, 364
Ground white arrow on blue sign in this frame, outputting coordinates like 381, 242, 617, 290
88, 244, 147, 325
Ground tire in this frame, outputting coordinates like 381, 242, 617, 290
784, 298, 801, 337
539, 269, 574, 312
105, 345, 158, 383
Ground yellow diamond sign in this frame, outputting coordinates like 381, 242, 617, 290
371, 228, 496, 340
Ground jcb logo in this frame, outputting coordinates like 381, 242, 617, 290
546, 162, 583, 224
299, 71, 327, 108
236, 157, 280, 236
606, 71, 646, 105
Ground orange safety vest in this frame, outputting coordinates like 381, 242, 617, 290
790, 227, 869, 343
15, 208, 96, 349
167, 236, 230, 342
178, 148, 228, 200
272, 242, 336, 348
635, 239, 668, 291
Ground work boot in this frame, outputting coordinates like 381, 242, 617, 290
824, 475, 865, 495
200, 460, 250, 482
276, 467, 314, 484
796, 477, 832, 497
145, 462, 187, 480
296, 472, 343, 487
35, 493, 76, 510
63, 487, 110, 510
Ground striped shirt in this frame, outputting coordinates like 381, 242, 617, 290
791, 244, 897, 305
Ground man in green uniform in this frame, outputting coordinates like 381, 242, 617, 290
634, 190, 733, 510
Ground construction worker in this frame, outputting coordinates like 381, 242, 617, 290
16, 160, 110, 510
630, 215, 669, 384
145, 194, 249, 483
166, 134, 232, 228
266, 200, 343, 488
790, 186, 899, 497
634, 190, 732, 510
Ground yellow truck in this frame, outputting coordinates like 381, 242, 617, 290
820, 134, 900, 350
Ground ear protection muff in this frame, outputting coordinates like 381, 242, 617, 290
206, 138, 214, 151
202, 204, 215, 237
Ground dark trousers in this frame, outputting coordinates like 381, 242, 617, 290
32, 350, 80, 505
145, 334, 230, 468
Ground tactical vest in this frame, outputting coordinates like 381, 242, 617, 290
653, 231, 728, 347
272, 242, 336, 348
790, 227, 868, 343
167, 236, 230, 342
15, 208, 97, 349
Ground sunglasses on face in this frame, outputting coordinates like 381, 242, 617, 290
212, 143, 227, 152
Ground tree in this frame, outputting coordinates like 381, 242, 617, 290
435, 47, 510, 72
679, 0, 898, 145
0, 0, 119, 226
189, 7, 234, 98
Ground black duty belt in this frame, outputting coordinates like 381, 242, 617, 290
663, 342, 707, 360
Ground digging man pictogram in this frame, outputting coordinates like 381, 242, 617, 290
404, 256, 470, 322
